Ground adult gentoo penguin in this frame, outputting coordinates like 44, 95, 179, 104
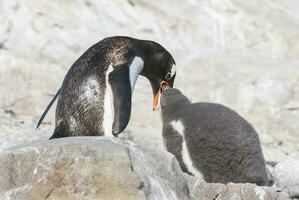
36, 36, 176, 139
160, 87, 273, 186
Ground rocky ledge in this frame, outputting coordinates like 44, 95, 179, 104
0, 138, 293, 200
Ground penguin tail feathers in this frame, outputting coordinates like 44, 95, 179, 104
36, 88, 60, 129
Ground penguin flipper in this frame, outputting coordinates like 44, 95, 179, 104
108, 64, 132, 136
36, 89, 60, 129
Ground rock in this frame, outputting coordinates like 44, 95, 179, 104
1, 0, 299, 64
0, 137, 292, 200
0, 137, 190, 200
0, 110, 50, 151
190, 182, 290, 200
274, 159, 299, 198
0, 52, 64, 118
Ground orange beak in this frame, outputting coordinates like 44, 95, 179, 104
153, 81, 170, 110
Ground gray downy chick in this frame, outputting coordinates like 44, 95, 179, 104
160, 88, 273, 186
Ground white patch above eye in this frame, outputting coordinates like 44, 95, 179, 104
170, 64, 176, 77
129, 56, 144, 92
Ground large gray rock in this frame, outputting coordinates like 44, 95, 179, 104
0, 137, 190, 200
188, 179, 291, 200
0, 137, 294, 200
274, 159, 299, 198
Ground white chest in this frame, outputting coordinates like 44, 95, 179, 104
103, 64, 114, 137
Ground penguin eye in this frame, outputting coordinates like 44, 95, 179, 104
165, 72, 172, 80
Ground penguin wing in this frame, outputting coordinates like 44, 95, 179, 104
36, 88, 60, 129
108, 64, 132, 136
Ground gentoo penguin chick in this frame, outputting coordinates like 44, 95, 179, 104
37, 36, 176, 139
160, 88, 273, 186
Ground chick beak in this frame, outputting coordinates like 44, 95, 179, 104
153, 81, 170, 110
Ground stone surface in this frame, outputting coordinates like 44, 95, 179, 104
0, 137, 190, 200
190, 182, 290, 200
0, 137, 293, 200
274, 159, 299, 198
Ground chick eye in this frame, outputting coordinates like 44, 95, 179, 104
165, 72, 172, 80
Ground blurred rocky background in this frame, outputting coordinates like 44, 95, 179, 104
0, 0, 299, 198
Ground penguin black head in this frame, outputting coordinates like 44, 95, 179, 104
160, 88, 191, 115
137, 39, 176, 110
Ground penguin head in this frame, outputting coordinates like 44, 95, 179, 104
160, 88, 191, 111
139, 40, 176, 110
